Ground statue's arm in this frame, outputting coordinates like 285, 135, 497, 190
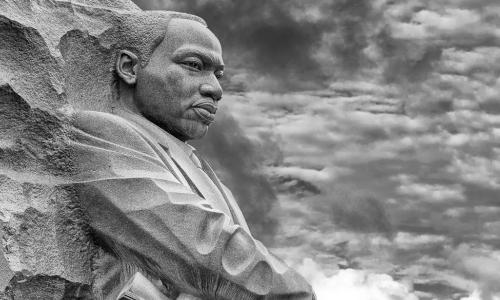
71, 111, 315, 299
81, 178, 314, 299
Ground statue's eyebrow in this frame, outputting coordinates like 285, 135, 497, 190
172, 46, 224, 69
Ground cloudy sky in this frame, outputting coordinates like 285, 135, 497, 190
133, 1, 500, 299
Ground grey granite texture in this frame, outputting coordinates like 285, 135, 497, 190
0, 1, 314, 299
0, 1, 139, 298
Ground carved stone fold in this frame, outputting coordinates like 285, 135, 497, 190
0, 0, 140, 298
0, 1, 315, 299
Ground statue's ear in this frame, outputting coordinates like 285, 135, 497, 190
116, 50, 139, 85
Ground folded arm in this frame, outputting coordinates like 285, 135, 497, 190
70, 111, 314, 299
80, 178, 313, 299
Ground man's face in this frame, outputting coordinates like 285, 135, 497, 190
134, 18, 224, 141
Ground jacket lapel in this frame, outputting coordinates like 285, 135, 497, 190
159, 139, 233, 217
117, 110, 232, 217
197, 157, 251, 232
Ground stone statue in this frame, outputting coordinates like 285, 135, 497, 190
0, 1, 314, 299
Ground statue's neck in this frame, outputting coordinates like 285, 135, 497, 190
114, 80, 140, 115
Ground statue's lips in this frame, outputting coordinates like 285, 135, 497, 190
191, 101, 217, 124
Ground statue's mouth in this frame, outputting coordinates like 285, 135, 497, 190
192, 101, 217, 124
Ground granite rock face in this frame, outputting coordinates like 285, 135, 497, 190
0, 2, 317, 299
0, 0, 140, 298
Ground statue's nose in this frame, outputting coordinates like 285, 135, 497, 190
199, 83, 222, 101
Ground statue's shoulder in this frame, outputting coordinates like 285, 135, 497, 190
70, 110, 156, 156
71, 110, 132, 130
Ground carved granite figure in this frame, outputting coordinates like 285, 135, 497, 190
0, 1, 314, 299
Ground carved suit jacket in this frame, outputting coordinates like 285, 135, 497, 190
67, 109, 314, 300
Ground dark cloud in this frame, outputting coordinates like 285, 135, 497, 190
317, 186, 394, 237
132, 0, 500, 91
133, 0, 325, 90
376, 28, 445, 83
132, 0, 385, 91
190, 110, 278, 244
323, 0, 377, 73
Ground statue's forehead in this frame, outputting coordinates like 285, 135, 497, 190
164, 18, 222, 54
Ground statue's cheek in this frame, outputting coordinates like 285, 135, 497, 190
164, 68, 196, 97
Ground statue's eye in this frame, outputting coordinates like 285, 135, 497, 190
182, 59, 203, 71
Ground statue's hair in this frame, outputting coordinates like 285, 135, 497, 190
108, 11, 206, 104
114, 11, 207, 66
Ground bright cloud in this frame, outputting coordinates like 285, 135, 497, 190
296, 258, 418, 300
395, 174, 466, 203
461, 290, 500, 300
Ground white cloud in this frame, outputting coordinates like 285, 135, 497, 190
387, 3, 500, 48
394, 232, 450, 250
448, 154, 500, 189
395, 175, 465, 203
444, 207, 467, 218
450, 244, 500, 297
440, 47, 500, 76
296, 258, 418, 300
265, 165, 349, 183
414, 9, 480, 33
461, 290, 500, 300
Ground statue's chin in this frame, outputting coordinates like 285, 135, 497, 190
176, 120, 209, 141
147, 117, 208, 141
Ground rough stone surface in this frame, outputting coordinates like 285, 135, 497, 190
0, 0, 140, 298
0, 1, 315, 299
